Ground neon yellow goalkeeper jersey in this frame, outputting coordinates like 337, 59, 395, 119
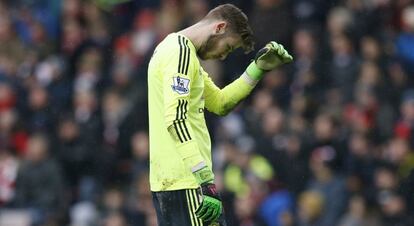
148, 33, 257, 191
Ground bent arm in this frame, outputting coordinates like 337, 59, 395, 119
204, 69, 258, 116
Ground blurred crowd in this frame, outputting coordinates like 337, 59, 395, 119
0, 0, 414, 226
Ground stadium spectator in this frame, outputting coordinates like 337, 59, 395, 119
14, 133, 64, 225
0, 146, 18, 206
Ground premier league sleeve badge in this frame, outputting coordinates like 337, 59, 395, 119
171, 76, 190, 95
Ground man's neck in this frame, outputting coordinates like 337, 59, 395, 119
178, 21, 210, 50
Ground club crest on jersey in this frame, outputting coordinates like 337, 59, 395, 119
171, 76, 190, 95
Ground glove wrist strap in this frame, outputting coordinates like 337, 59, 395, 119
201, 183, 220, 200
193, 165, 214, 185
246, 62, 265, 80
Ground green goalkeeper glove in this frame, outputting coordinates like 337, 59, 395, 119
246, 41, 293, 80
193, 166, 223, 223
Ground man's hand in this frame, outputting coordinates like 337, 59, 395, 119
246, 41, 293, 80
255, 41, 293, 70
192, 166, 222, 223
195, 183, 223, 222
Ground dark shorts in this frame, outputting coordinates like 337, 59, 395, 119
152, 188, 227, 226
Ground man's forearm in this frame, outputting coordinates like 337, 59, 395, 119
208, 72, 258, 116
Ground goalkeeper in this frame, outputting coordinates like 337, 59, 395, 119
148, 4, 292, 226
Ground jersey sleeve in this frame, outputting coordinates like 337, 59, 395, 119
162, 36, 206, 173
203, 68, 258, 116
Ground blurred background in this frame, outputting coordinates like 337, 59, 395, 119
0, 0, 414, 226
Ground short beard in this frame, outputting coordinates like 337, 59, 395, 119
198, 34, 222, 60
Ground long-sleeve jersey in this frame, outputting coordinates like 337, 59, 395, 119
148, 33, 257, 191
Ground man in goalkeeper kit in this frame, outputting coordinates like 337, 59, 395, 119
148, 4, 293, 226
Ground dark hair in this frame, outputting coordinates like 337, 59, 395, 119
203, 4, 254, 53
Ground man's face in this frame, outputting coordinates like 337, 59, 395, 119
198, 32, 242, 60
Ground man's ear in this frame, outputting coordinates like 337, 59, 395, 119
214, 22, 227, 35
